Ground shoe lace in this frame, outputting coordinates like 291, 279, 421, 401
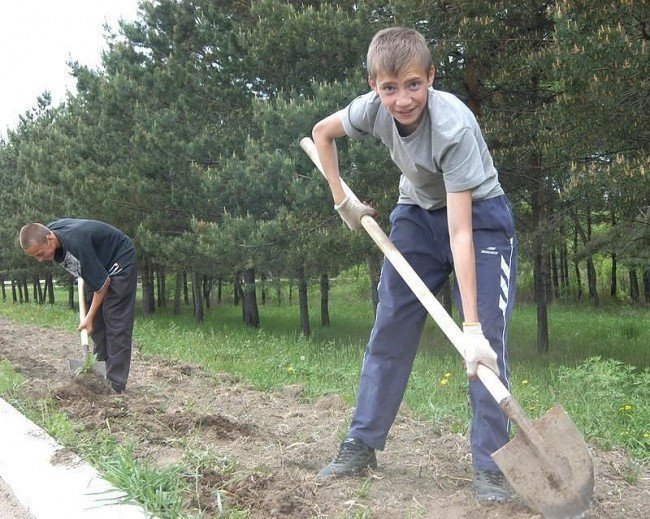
334, 439, 363, 463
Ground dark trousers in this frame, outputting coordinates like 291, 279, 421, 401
85, 267, 137, 390
348, 196, 517, 471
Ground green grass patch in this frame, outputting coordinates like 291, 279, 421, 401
1, 284, 649, 466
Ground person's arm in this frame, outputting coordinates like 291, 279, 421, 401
447, 191, 478, 322
312, 113, 375, 230
77, 277, 111, 335
312, 113, 349, 205
447, 191, 499, 379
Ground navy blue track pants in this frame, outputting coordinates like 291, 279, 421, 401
348, 196, 517, 471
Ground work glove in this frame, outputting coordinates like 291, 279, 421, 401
462, 322, 499, 378
334, 195, 376, 231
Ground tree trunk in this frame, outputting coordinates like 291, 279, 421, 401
297, 266, 310, 336
366, 252, 381, 314
45, 272, 54, 304
173, 270, 182, 315
610, 212, 617, 298
156, 268, 162, 307
320, 273, 330, 326
232, 270, 244, 306
242, 268, 260, 328
1, 276, 5, 302
183, 272, 189, 305
141, 262, 154, 317
11, 279, 18, 303
551, 248, 559, 300
532, 176, 549, 354
643, 269, 650, 304
203, 275, 211, 310
261, 272, 267, 305
148, 267, 156, 313
629, 268, 639, 302
572, 211, 582, 301
581, 210, 600, 307
275, 275, 282, 305
586, 257, 600, 306
531, 154, 549, 354
533, 234, 549, 354
191, 271, 204, 323
33, 276, 43, 304
217, 278, 222, 304
583, 208, 600, 306
157, 268, 167, 308
22, 277, 29, 303
233, 270, 242, 306
561, 242, 570, 293
610, 253, 617, 298
68, 276, 75, 310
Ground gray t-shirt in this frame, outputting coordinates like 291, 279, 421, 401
340, 88, 503, 210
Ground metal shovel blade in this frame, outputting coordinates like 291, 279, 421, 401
69, 358, 107, 378
492, 404, 594, 518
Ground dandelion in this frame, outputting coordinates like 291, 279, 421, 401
643, 433, 649, 439
439, 379, 448, 386
619, 404, 633, 413
521, 379, 529, 385
444, 372, 452, 378
286, 366, 295, 374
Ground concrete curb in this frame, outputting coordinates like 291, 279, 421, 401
0, 397, 153, 518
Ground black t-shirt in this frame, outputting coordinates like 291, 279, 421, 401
48, 218, 136, 292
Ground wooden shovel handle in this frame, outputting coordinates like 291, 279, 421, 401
77, 277, 90, 355
300, 137, 511, 405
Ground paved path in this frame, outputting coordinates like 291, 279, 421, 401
0, 397, 154, 518
0, 476, 32, 518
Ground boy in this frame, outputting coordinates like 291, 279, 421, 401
311, 27, 517, 503
20, 219, 137, 394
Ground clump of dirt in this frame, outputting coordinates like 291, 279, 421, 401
0, 316, 647, 518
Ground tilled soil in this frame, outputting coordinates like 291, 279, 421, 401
0, 316, 647, 518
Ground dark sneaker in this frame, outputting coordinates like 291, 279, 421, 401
318, 437, 377, 478
110, 382, 125, 394
474, 469, 510, 503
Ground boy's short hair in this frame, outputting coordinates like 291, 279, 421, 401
367, 27, 432, 79
19, 223, 50, 250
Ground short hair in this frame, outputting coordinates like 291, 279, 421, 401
367, 27, 432, 79
19, 223, 50, 250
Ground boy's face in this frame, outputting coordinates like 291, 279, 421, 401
24, 233, 57, 262
369, 64, 435, 135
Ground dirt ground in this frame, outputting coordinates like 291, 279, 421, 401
0, 316, 647, 518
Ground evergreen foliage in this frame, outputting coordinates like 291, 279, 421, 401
1, 0, 647, 342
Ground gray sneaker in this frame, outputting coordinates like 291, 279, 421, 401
474, 469, 510, 503
318, 437, 377, 478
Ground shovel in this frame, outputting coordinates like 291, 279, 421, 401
69, 277, 107, 378
300, 137, 594, 518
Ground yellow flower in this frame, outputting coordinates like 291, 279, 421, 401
444, 372, 452, 378
286, 366, 295, 374
624, 404, 633, 411
521, 379, 529, 385
643, 433, 649, 439
439, 379, 448, 386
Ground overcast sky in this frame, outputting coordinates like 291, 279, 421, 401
0, 0, 141, 138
